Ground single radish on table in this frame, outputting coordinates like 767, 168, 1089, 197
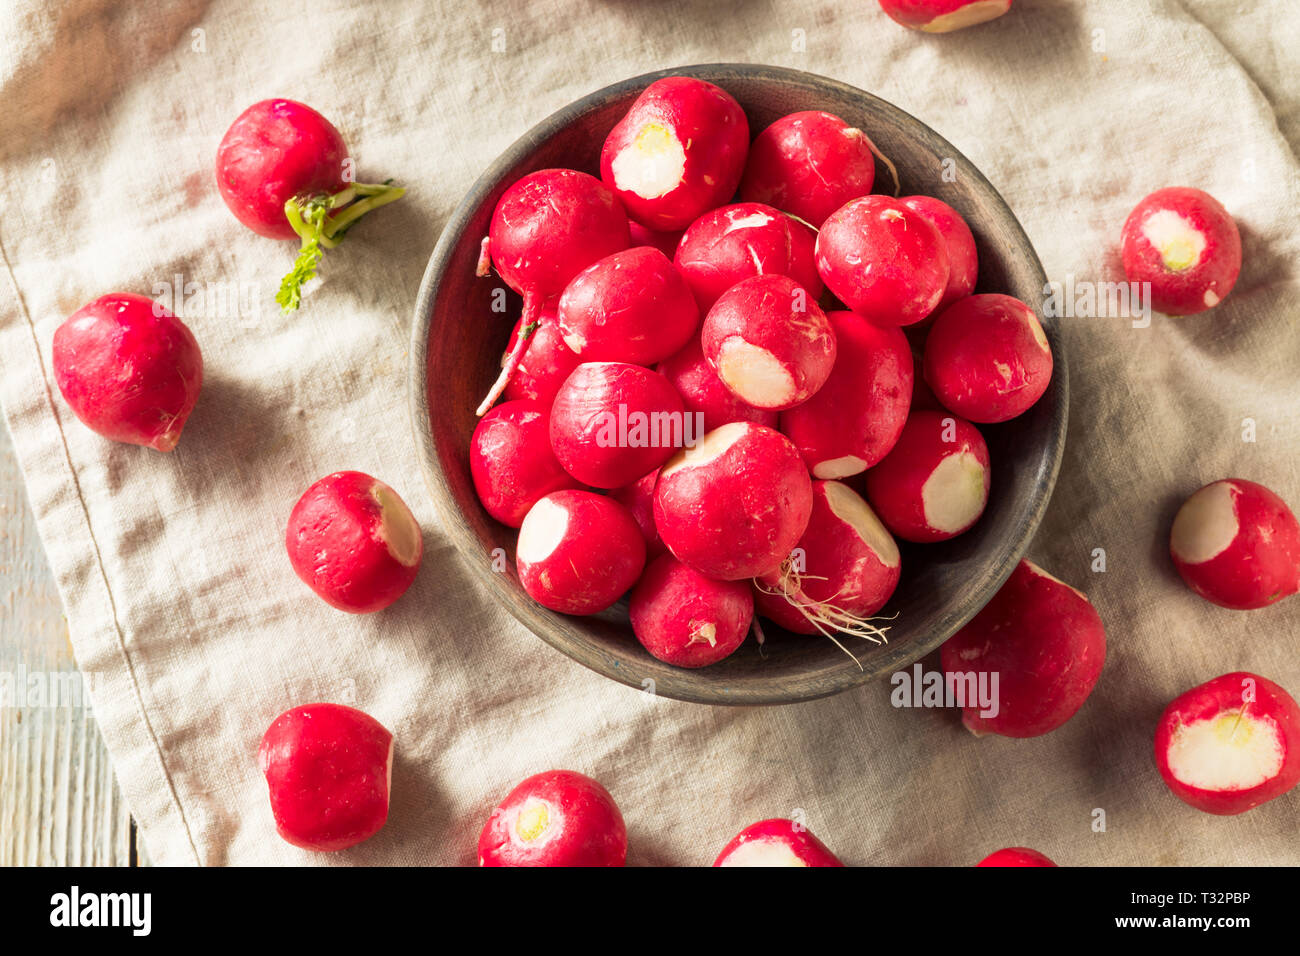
259, 703, 393, 852
286, 471, 424, 613
878, 0, 1013, 32
1154, 672, 1300, 815
630, 554, 754, 667
701, 274, 836, 412
654, 422, 813, 581
516, 490, 645, 615
1121, 186, 1241, 315
53, 292, 203, 452
1169, 478, 1300, 610
900, 195, 979, 313
470, 400, 581, 528
923, 293, 1053, 423
780, 311, 913, 478
977, 847, 1056, 867
479, 769, 627, 867
501, 300, 581, 408
941, 560, 1106, 738
864, 410, 990, 543
816, 195, 950, 326
657, 336, 779, 433
215, 99, 406, 312
713, 818, 844, 867
600, 76, 749, 231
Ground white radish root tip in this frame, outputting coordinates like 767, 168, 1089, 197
475, 236, 492, 277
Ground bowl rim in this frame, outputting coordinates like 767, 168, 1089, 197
408, 62, 1068, 706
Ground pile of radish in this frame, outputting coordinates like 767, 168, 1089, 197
470, 75, 1057, 671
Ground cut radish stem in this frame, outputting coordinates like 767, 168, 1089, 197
654, 422, 813, 580
701, 274, 836, 412
923, 293, 1053, 423
630, 554, 754, 668
900, 195, 979, 313
780, 311, 913, 478
658, 336, 779, 433
1154, 672, 1300, 815
1121, 187, 1241, 315
713, 819, 844, 867
52, 292, 203, 452
863, 410, 990, 542
470, 400, 581, 528
516, 490, 645, 615
940, 560, 1106, 738
479, 770, 627, 867
501, 300, 582, 408
215, 99, 406, 312
609, 469, 667, 559
600, 76, 749, 231
816, 195, 950, 326
878, 0, 1013, 32
1169, 478, 1300, 610
976, 847, 1056, 867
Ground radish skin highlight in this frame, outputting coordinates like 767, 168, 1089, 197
630, 554, 754, 667
900, 195, 979, 313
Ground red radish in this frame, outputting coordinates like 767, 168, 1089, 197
923, 293, 1053, 423
713, 819, 844, 867
657, 337, 779, 433
286, 471, 423, 613
470, 400, 581, 528
909, 346, 946, 412
52, 292, 203, 452
1154, 672, 1300, 815
755, 481, 899, 647
977, 847, 1056, 867
900, 195, 978, 312
215, 99, 405, 312
878, 0, 1012, 32
674, 202, 822, 312
516, 490, 645, 615
557, 246, 699, 364
600, 76, 749, 231
780, 311, 912, 478
548, 362, 688, 489
629, 554, 754, 667
259, 703, 393, 852
628, 220, 684, 259
864, 410, 990, 543
941, 560, 1106, 738
1121, 187, 1241, 315
478, 169, 631, 414
701, 274, 836, 412
1169, 479, 1300, 610
501, 302, 581, 408
479, 769, 626, 867
653, 422, 813, 581
816, 195, 950, 326
609, 470, 667, 559
739, 111, 886, 227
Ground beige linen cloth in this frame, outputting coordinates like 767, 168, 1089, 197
1, 0, 1297, 866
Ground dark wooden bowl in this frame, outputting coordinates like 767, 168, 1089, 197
409, 64, 1067, 706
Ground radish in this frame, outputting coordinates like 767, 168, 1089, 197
779, 311, 912, 478
923, 293, 1053, 423
516, 490, 645, 615
739, 111, 893, 227
941, 560, 1106, 738
600, 76, 749, 231
909, 345, 946, 412
52, 292, 203, 452
478, 169, 631, 414
653, 422, 813, 581
816, 195, 950, 326
470, 400, 581, 528
630, 554, 753, 668
976, 847, 1056, 867
878, 0, 1012, 32
863, 410, 990, 543
215, 99, 406, 312
557, 246, 699, 364
548, 362, 688, 489
900, 195, 978, 313
609, 470, 667, 559
479, 770, 626, 867
755, 480, 899, 651
628, 220, 684, 259
286, 471, 424, 613
674, 202, 823, 312
501, 301, 582, 408
701, 274, 836, 412
1169, 479, 1300, 610
1154, 672, 1300, 816
259, 703, 393, 852
713, 818, 844, 867
657, 336, 779, 433
1121, 187, 1241, 315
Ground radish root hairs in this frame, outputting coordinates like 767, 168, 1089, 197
755, 559, 894, 667
866, 139, 901, 197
